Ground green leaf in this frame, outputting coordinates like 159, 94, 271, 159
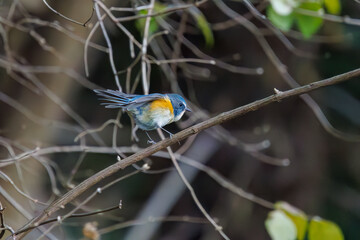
188, 7, 214, 48
135, 10, 158, 36
267, 5, 295, 32
265, 210, 297, 240
308, 217, 344, 240
135, 3, 167, 36
324, 0, 341, 15
275, 202, 308, 240
294, 2, 323, 39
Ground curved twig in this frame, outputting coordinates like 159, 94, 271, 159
42, 0, 92, 26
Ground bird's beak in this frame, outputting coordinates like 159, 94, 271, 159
185, 107, 192, 112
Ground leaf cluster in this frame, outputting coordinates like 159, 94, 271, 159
267, 0, 341, 38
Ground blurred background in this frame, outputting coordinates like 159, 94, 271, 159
0, 0, 359, 239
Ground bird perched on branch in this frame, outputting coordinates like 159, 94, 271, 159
94, 89, 191, 143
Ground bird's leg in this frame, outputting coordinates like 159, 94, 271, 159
160, 127, 174, 139
145, 131, 156, 144
131, 125, 139, 142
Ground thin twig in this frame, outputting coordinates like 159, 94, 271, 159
34, 168, 143, 239
0, 59, 105, 145
115, 3, 204, 22
19, 17, 107, 52
294, 8, 360, 26
42, 0, 90, 26
0, 186, 57, 240
140, 0, 155, 94
74, 119, 122, 142
160, 19, 264, 75
176, 156, 274, 209
0, 171, 48, 205
98, 215, 208, 235
97, 1, 142, 48
66, 152, 87, 189
110, 5, 151, 12
94, 1, 121, 90
84, 19, 102, 77
156, 129, 229, 239
148, 57, 216, 65
13, 204, 122, 235
0, 202, 5, 239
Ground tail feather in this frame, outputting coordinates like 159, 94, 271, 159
94, 89, 138, 108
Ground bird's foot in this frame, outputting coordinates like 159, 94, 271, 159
147, 140, 156, 145
160, 127, 174, 139
145, 131, 156, 144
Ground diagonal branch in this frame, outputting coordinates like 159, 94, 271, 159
15, 68, 360, 239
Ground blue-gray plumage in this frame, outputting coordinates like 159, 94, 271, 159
94, 90, 191, 132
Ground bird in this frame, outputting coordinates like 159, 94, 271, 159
94, 89, 191, 143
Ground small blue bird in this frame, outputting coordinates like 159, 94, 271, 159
94, 89, 191, 142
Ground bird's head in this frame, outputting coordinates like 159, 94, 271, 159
168, 94, 191, 121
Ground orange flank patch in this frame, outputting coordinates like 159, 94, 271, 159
150, 97, 174, 115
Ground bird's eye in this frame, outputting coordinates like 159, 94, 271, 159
179, 103, 184, 107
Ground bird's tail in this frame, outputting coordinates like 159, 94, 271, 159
94, 89, 138, 109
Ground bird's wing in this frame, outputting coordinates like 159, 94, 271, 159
131, 94, 166, 104
94, 89, 166, 109
123, 94, 167, 110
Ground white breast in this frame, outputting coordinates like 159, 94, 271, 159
151, 108, 174, 128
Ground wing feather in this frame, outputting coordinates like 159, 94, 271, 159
94, 89, 166, 109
